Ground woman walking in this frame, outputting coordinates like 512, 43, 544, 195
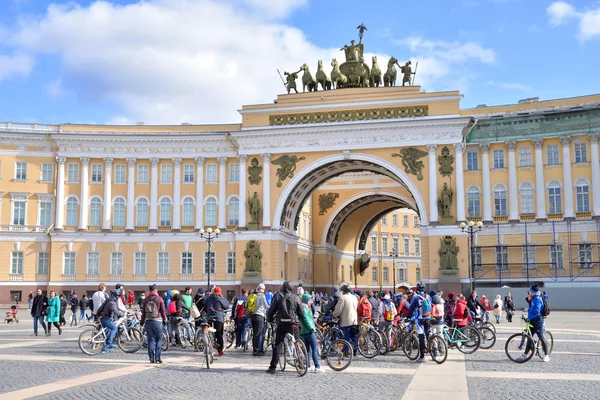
46, 291, 62, 336
492, 295, 503, 323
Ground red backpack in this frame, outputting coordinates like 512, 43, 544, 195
167, 301, 177, 315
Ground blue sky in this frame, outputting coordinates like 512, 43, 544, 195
0, 0, 598, 125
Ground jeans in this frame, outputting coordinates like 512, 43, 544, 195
33, 315, 47, 335
484, 312, 489, 322
269, 324, 296, 369
209, 320, 224, 351
235, 317, 248, 347
145, 320, 163, 361
101, 317, 117, 350
71, 308, 79, 325
183, 315, 194, 338
28, 299, 33, 309
526, 316, 548, 356
80, 309, 87, 321
169, 316, 192, 344
301, 332, 320, 369
341, 326, 358, 354
251, 314, 265, 352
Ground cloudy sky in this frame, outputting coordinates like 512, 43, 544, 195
0, 0, 598, 125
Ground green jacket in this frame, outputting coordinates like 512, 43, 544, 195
46, 296, 61, 323
181, 294, 193, 316
299, 303, 316, 335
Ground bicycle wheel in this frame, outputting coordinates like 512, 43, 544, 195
478, 326, 497, 350
315, 329, 325, 359
226, 329, 235, 349
204, 338, 213, 369
536, 330, 554, 359
377, 330, 388, 355
358, 330, 381, 358
456, 326, 481, 354
325, 339, 353, 371
505, 333, 534, 363
178, 326, 188, 349
428, 334, 448, 364
118, 326, 144, 353
244, 328, 252, 352
141, 326, 148, 348
278, 343, 286, 371
402, 333, 420, 361
162, 331, 169, 352
194, 329, 203, 352
481, 321, 496, 335
389, 327, 400, 352
78, 327, 103, 356
294, 340, 308, 377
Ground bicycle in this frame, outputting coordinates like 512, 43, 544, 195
141, 323, 170, 352
441, 322, 481, 355
277, 329, 308, 377
357, 321, 382, 358
194, 319, 216, 369
505, 316, 554, 363
468, 318, 496, 350
224, 319, 235, 349
315, 327, 353, 371
78, 315, 143, 355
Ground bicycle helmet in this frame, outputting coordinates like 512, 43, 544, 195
340, 284, 352, 294
416, 282, 425, 293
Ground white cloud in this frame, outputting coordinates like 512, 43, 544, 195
241, 0, 308, 19
486, 80, 531, 92
547, 1, 600, 40
0, 53, 32, 82
44, 79, 65, 98
547, 1, 578, 25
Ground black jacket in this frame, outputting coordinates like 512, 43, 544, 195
205, 295, 229, 323
60, 298, 67, 316
31, 294, 47, 317
98, 296, 125, 320
267, 282, 303, 325
467, 296, 485, 313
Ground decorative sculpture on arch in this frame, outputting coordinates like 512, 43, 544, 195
271, 155, 306, 187
244, 240, 263, 272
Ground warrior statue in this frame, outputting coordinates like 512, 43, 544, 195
284, 69, 301, 94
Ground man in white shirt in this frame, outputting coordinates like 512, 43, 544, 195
91, 283, 109, 316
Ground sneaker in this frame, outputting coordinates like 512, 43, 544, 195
518, 353, 528, 361
218, 350, 224, 356
108, 344, 117, 349
307, 366, 315, 373
156, 359, 163, 364
314, 367, 326, 373
543, 355, 550, 362
266, 367, 276, 374
150, 359, 155, 364
416, 357, 425, 363
101, 349, 111, 354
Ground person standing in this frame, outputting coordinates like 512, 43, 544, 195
480, 295, 491, 322
193, 288, 206, 328
367, 290, 379, 322
205, 287, 230, 356
31, 288, 48, 336
181, 286, 193, 338
299, 293, 324, 373
231, 288, 248, 348
265, 289, 273, 307
252, 284, 269, 355
79, 294, 89, 322
141, 284, 167, 364
46, 290, 62, 336
504, 292, 515, 323
138, 292, 146, 309
493, 295, 503, 324
128, 290, 135, 309
70, 293, 79, 326
27, 291, 33, 309
333, 284, 359, 355
59, 294, 68, 326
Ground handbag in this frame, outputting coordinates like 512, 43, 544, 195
493, 303, 499, 309
190, 304, 201, 319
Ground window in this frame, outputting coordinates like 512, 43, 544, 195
382, 237, 388, 253
134, 252, 147, 275
39, 201, 53, 227
91, 164, 102, 183
37, 252, 49, 275
467, 186, 481, 218
182, 198, 195, 226
371, 236, 377, 252
136, 198, 148, 226
403, 215, 409, 227
11, 252, 23, 274
574, 141, 587, 163
87, 252, 99, 275
546, 145, 559, 165
349, 265, 353, 282
227, 251, 236, 274
398, 265, 406, 282
575, 179, 590, 213
67, 163, 79, 182
340, 265, 345, 282
160, 164, 172, 183
138, 164, 149, 183
12, 201, 26, 225
372, 266, 378, 282
114, 164, 126, 183
392, 214, 398, 227
548, 181, 562, 214
206, 164, 217, 182
416, 267, 421, 282
90, 197, 102, 226
493, 149, 505, 169
41, 163, 53, 182
578, 244, 593, 269
473, 248, 482, 271
493, 185, 507, 217
181, 252, 193, 274
160, 198, 172, 226
495, 246, 509, 270
522, 247, 536, 269
414, 216, 419, 227
204, 251, 215, 274
110, 252, 123, 275
205, 197, 217, 226
466, 151, 478, 171
63, 252, 76, 275
183, 164, 194, 183
392, 237, 399, 254
404, 237, 410, 254
228, 197, 239, 226
383, 266, 389, 283
229, 163, 239, 182
381, 216, 387, 226
66, 197, 79, 226
158, 252, 170, 274
15, 162, 27, 180
520, 182, 534, 214
414, 237, 421, 255
113, 198, 125, 226
518, 147, 532, 167
550, 245, 564, 269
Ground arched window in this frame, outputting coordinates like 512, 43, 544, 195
205, 197, 217, 226
136, 198, 148, 226
160, 198, 172, 226
548, 181, 562, 214
66, 196, 79, 226
113, 198, 125, 227
575, 179, 590, 213
520, 182, 534, 214
228, 196, 239, 226
467, 186, 481, 218
182, 197, 195, 226
493, 184, 507, 217
89, 197, 102, 226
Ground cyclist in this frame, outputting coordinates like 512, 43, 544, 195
521, 284, 549, 362
251, 283, 269, 356
181, 286, 193, 326
205, 286, 230, 356
358, 292, 373, 322
367, 290, 379, 321
299, 293, 324, 373
193, 287, 206, 326
96, 289, 125, 354
333, 284, 359, 355
444, 292, 457, 326
168, 292, 191, 346
467, 290, 486, 321
231, 288, 248, 348
407, 283, 427, 362
378, 293, 396, 330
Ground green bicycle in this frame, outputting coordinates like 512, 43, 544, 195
505, 316, 553, 363
440, 322, 481, 355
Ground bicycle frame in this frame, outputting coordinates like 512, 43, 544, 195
442, 325, 470, 345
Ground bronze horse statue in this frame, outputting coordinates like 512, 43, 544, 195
383, 56, 399, 87
316, 60, 332, 91
370, 56, 382, 88
300, 63, 318, 92
330, 58, 348, 89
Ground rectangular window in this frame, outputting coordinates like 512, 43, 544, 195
134, 252, 147, 275
137, 164, 149, 183
403, 215, 408, 227
206, 164, 217, 182
578, 244, 593, 269
227, 251, 236, 274
160, 164, 172, 183
414, 216, 419, 227
67, 163, 79, 182
372, 265, 377, 282
87, 252, 99, 275
550, 245, 564, 270
381, 216, 387, 226
183, 164, 195, 183
114, 164, 126, 183
157, 252, 170, 275
11, 251, 24, 274
392, 237, 399, 254
63, 252, 76, 275
91, 164, 102, 183
181, 252, 193, 274
41, 163, 53, 182
473, 248, 482, 271
15, 162, 27, 180
13, 201, 26, 225
392, 214, 398, 227
466, 151, 478, 171
382, 237, 388, 253
37, 252, 49, 275
398, 267, 406, 282
371, 236, 377, 252
204, 251, 215, 274
495, 246, 509, 270
340, 264, 344, 282
110, 252, 123, 275
416, 267, 421, 282
414, 237, 420, 255
229, 163, 239, 182
468, 189, 481, 218
547, 145, 559, 165
576, 183, 590, 213
404, 237, 410, 254
383, 266, 389, 283
39, 202, 53, 227
349, 265, 353, 283
518, 147, 532, 167
522, 247, 536, 269
574, 141, 587, 163
493, 149, 505, 169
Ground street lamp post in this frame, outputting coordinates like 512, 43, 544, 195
390, 252, 398, 294
199, 227, 220, 290
460, 220, 483, 293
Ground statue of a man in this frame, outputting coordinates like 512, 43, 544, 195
439, 183, 454, 217
401, 61, 415, 86
248, 192, 261, 223
341, 39, 359, 62
284, 69, 301, 94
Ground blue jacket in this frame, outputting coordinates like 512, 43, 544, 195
528, 292, 543, 320
165, 290, 172, 310
407, 294, 423, 320
265, 291, 273, 306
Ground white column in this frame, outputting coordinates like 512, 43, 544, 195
506, 141, 519, 221
172, 157, 182, 230
79, 157, 90, 231
102, 157, 113, 231
262, 153, 272, 228
55, 157, 66, 230
533, 139, 547, 220
195, 157, 205, 230
125, 158, 136, 231
453, 143, 465, 222
480, 143, 492, 222
149, 157, 159, 231
238, 155, 248, 229
590, 133, 600, 217
426, 145, 438, 224
218, 157, 227, 229
561, 136, 574, 218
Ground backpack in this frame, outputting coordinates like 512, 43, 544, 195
359, 298, 371, 319
234, 299, 246, 319
144, 297, 160, 319
245, 293, 257, 316
87, 297, 94, 311
277, 293, 294, 324
167, 300, 177, 316
96, 297, 113, 317
432, 303, 444, 318
383, 301, 395, 321
541, 297, 551, 317
419, 295, 431, 318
